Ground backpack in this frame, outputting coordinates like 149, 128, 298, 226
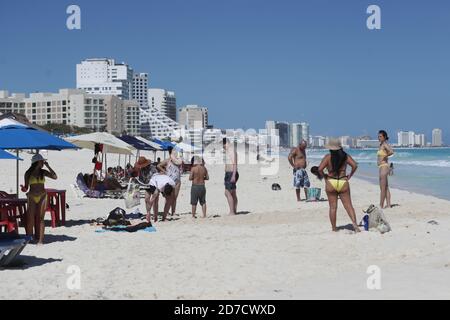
103, 207, 130, 227
271, 183, 282, 191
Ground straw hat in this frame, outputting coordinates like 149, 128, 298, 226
324, 138, 342, 151
135, 156, 151, 169
31, 153, 47, 164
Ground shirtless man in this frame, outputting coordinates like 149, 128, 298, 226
189, 156, 209, 218
223, 138, 239, 215
288, 140, 310, 202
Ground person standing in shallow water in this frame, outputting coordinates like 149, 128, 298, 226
223, 138, 238, 215
21, 154, 57, 244
378, 130, 394, 209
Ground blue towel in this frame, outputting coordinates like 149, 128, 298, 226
95, 226, 156, 233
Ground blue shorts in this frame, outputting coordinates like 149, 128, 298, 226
293, 168, 310, 189
224, 172, 239, 191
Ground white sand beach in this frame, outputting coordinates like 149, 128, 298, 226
1, 149, 450, 299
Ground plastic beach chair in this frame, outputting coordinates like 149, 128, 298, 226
0, 235, 32, 268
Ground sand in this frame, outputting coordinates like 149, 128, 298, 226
1, 149, 449, 299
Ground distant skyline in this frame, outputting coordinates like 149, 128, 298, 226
0, 0, 449, 142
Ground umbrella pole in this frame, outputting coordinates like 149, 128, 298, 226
105, 153, 108, 176
16, 149, 19, 199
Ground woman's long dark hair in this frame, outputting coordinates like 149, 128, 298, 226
379, 130, 389, 141
25, 162, 43, 180
330, 149, 348, 174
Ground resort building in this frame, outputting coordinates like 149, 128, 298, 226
132, 73, 149, 109
76, 58, 134, 100
148, 89, 177, 121
178, 105, 208, 129
290, 123, 302, 147
432, 128, 443, 147
275, 121, 290, 148
356, 139, 379, 148
414, 133, 426, 147
0, 88, 139, 135
0, 91, 26, 115
398, 131, 415, 147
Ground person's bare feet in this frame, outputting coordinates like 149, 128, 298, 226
353, 224, 361, 233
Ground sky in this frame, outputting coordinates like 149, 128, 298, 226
0, 0, 449, 142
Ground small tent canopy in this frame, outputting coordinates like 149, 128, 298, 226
118, 135, 157, 151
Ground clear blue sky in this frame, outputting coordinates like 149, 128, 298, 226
0, 0, 449, 142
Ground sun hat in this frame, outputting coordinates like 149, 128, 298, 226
324, 138, 342, 151
135, 156, 151, 169
31, 153, 47, 164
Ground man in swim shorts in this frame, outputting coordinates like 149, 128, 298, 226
288, 139, 310, 202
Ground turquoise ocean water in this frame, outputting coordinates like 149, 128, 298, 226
302, 148, 450, 201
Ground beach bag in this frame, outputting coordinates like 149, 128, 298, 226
306, 188, 321, 201
271, 183, 281, 191
124, 179, 141, 209
103, 207, 130, 227
363, 205, 392, 234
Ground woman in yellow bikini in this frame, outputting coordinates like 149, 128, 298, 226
378, 130, 394, 209
21, 154, 57, 244
316, 139, 360, 232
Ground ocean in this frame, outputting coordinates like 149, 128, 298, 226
302, 148, 450, 201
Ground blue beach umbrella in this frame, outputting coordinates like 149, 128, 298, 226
0, 149, 22, 160
0, 119, 78, 196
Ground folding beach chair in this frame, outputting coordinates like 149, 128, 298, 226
0, 235, 32, 268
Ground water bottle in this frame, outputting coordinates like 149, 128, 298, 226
363, 215, 369, 231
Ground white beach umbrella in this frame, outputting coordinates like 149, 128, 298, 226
66, 132, 136, 155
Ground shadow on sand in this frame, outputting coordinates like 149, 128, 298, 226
1, 255, 63, 270
336, 224, 357, 232
42, 235, 77, 244
236, 211, 251, 215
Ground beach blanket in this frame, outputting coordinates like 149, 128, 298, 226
96, 222, 156, 233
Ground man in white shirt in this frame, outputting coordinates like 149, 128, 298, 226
144, 174, 176, 222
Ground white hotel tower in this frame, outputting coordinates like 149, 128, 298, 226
76, 58, 134, 100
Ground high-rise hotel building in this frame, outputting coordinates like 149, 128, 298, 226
76, 58, 134, 100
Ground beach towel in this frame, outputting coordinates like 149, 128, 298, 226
96, 222, 156, 233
